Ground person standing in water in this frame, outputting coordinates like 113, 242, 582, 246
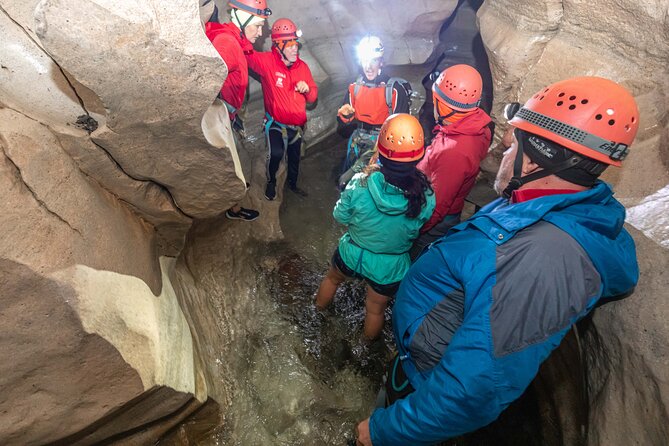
315, 114, 435, 340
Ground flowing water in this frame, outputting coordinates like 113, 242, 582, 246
161, 137, 393, 445
161, 134, 553, 445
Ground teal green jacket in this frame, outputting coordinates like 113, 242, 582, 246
334, 171, 435, 285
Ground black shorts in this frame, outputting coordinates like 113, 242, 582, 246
331, 247, 401, 297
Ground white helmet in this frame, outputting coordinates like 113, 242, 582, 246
356, 36, 384, 67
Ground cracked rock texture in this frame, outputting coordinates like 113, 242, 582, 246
480, 0, 669, 444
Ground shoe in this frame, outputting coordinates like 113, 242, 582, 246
225, 207, 259, 221
288, 184, 309, 198
265, 182, 276, 201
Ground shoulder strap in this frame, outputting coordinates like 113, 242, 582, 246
353, 75, 364, 98
385, 77, 409, 114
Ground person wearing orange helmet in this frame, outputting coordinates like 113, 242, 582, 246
242, 18, 318, 200
315, 114, 435, 340
203, 0, 272, 221
336, 36, 412, 190
354, 77, 640, 446
409, 64, 492, 259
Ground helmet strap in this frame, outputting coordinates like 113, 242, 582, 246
502, 129, 583, 199
274, 41, 293, 66
232, 9, 254, 39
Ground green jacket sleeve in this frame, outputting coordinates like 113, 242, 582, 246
333, 179, 357, 225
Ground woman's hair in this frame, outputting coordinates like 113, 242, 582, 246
363, 157, 432, 219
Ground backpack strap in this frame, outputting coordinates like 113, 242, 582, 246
384, 77, 410, 115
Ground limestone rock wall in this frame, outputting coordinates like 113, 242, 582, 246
479, 1, 669, 443
0, 0, 242, 443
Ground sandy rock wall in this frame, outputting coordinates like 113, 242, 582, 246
0, 0, 246, 443
479, 1, 669, 443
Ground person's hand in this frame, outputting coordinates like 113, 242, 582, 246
295, 81, 310, 94
338, 104, 355, 122
355, 418, 373, 446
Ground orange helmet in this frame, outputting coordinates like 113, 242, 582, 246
228, 0, 272, 18
433, 64, 482, 112
271, 18, 302, 42
509, 77, 639, 166
377, 114, 425, 162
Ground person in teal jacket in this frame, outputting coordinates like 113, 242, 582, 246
316, 114, 435, 339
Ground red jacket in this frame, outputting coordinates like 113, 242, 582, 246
418, 108, 492, 232
205, 22, 248, 115
244, 46, 318, 126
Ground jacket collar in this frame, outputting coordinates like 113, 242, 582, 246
455, 182, 616, 244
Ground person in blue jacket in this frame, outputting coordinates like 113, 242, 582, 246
354, 76, 641, 445
316, 114, 435, 340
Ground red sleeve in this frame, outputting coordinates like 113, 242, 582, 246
244, 48, 271, 77
422, 147, 471, 232
302, 64, 318, 103
211, 35, 239, 72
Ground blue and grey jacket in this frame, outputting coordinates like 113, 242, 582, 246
370, 181, 638, 445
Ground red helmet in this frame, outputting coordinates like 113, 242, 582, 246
377, 114, 425, 162
509, 77, 639, 166
227, 0, 272, 18
271, 18, 302, 42
433, 64, 482, 112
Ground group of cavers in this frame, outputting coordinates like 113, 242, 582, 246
203, 1, 642, 445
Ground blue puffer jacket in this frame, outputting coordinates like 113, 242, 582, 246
369, 182, 638, 445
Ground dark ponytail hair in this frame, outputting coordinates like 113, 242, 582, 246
363, 157, 433, 219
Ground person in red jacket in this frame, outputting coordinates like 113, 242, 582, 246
204, 0, 272, 221
409, 64, 492, 259
243, 18, 318, 200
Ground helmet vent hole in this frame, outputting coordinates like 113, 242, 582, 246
624, 124, 631, 132
540, 95, 545, 100
544, 88, 549, 93
569, 104, 576, 110
608, 119, 615, 126
581, 99, 589, 104
595, 114, 602, 120
558, 92, 565, 97
557, 101, 564, 106
631, 116, 636, 123
569, 95, 576, 101
606, 108, 615, 115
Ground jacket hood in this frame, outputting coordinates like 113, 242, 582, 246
469, 181, 638, 297
367, 171, 408, 216
436, 108, 491, 137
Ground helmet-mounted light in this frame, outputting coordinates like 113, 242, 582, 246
356, 36, 384, 67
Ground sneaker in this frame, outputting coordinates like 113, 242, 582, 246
288, 184, 309, 198
265, 182, 276, 201
225, 207, 259, 221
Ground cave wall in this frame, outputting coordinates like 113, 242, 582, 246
479, 0, 669, 443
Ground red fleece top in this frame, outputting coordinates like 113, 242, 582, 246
418, 108, 492, 233
205, 22, 248, 115
243, 46, 318, 126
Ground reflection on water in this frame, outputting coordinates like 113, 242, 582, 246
223, 144, 393, 445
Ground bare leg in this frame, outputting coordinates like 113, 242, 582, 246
364, 286, 389, 339
315, 266, 347, 310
